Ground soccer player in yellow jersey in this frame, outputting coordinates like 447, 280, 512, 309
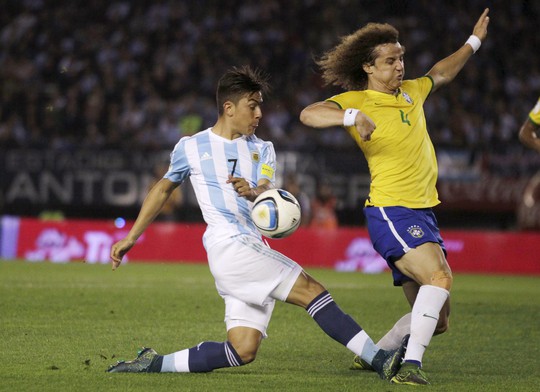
519, 97, 540, 153
518, 97, 540, 228
300, 9, 490, 386
107, 66, 408, 381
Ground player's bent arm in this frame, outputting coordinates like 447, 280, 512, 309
427, 8, 489, 92
300, 101, 375, 142
229, 176, 273, 202
110, 178, 179, 269
300, 101, 347, 128
426, 47, 475, 92
114, 179, 178, 250
251, 179, 273, 201
126, 178, 179, 241
519, 119, 540, 153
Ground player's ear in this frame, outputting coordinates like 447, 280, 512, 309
362, 62, 373, 74
223, 101, 235, 117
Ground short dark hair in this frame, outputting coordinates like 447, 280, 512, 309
216, 66, 270, 115
317, 23, 400, 90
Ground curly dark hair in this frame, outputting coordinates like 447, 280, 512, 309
216, 65, 270, 115
317, 23, 400, 91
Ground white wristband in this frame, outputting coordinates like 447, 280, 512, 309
343, 108, 359, 127
465, 35, 481, 53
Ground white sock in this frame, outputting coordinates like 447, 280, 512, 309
405, 285, 449, 366
346, 330, 378, 364
377, 312, 411, 350
161, 349, 189, 372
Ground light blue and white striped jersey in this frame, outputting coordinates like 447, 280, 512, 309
164, 128, 276, 249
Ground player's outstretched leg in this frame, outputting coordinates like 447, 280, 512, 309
107, 341, 245, 373
305, 290, 407, 380
107, 347, 160, 373
352, 313, 411, 372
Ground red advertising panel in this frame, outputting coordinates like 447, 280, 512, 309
440, 230, 540, 275
2, 217, 539, 275
266, 228, 540, 275
3, 217, 207, 265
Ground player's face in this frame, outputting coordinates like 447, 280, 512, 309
364, 42, 405, 93
230, 92, 263, 138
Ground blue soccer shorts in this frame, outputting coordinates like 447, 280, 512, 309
363, 206, 447, 286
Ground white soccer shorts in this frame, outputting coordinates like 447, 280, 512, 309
207, 234, 302, 335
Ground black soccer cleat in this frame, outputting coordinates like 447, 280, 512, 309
371, 334, 409, 380
391, 362, 430, 385
107, 347, 159, 373
351, 354, 374, 371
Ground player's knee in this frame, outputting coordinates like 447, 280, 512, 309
306, 281, 327, 306
434, 309, 450, 335
434, 319, 449, 335
434, 325, 447, 336
235, 347, 258, 364
311, 280, 326, 295
228, 333, 261, 365
430, 270, 453, 291
286, 271, 328, 308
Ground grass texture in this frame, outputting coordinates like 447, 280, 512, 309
1, 260, 539, 392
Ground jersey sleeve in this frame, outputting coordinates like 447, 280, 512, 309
164, 137, 191, 184
326, 91, 363, 110
417, 76, 434, 100
257, 140, 276, 183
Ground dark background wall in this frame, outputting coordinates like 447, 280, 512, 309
1, 0, 539, 229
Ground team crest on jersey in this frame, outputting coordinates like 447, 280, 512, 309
402, 91, 413, 104
407, 225, 424, 238
251, 151, 260, 162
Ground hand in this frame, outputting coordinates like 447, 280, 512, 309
472, 8, 490, 41
227, 175, 255, 199
355, 112, 376, 142
110, 238, 136, 270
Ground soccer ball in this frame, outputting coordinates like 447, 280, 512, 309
251, 188, 301, 239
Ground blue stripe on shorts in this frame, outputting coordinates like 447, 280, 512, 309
363, 206, 447, 286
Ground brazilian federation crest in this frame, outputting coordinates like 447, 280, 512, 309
402, 91, 413, 104
407, 225, 424, 238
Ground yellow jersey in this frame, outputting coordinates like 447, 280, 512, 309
529, 97, 540, 126
327, 76, 438, 208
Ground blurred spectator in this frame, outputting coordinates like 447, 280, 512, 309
283, 172, 311, 226
310, 181, 338, 230
0, 0, 537, 174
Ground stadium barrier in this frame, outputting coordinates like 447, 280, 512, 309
2, 149, 537, 228
1, 216, 538, 275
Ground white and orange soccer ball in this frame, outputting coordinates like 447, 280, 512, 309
251, 188, 301, 239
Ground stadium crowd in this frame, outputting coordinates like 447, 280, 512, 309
1, 0, 539, 176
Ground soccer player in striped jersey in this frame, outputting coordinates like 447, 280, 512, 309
107, 66, 407, 381
300, 9, 490, 386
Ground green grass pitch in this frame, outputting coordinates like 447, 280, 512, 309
1, 260, 539, 392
